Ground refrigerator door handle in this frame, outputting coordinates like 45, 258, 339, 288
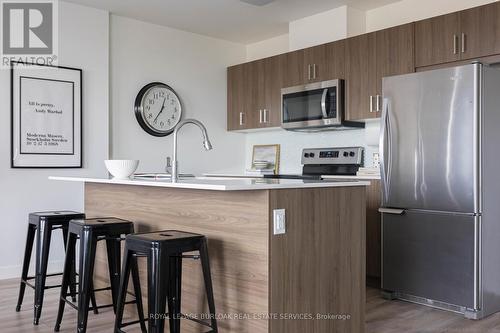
379, 97, 391, 204
379, 208, 405, 215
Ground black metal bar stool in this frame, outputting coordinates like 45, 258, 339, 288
15, 210, 93, 325
54, 217, 146, 333
114, 230, 218, 333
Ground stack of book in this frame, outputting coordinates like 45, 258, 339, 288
356, 167, 381, 177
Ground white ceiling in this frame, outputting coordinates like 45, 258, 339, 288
63, 0, 399, 43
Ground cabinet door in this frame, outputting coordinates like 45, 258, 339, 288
262, 55, 284, 128
325, 39, 345, 79
303, 44, 328, 83
460, 2, 500, 60
282, 49, 305, 88
345, 33, 377, 121
227, 65, 245, 130
243, 60, 262, 129
415, 12, 460, 67
376, 23, 415, 100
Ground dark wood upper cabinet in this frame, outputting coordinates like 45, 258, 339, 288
415, 13, 460, 67
263, 55, 284, 127
345, 33, 376, 121
416, 2, 500, 68
227, 56, 283, 130
227, 65, 246, 130
282, 40, 345, 88
376, 23, 415, 93
325, 40, 346, 79
460, 2, 500, 60
303, 43, 328, 83
282, 49, 305, 88
346, 24, 414, 121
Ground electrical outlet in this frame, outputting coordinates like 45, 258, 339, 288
373, 152, 380, 168
273, 209, 286, 235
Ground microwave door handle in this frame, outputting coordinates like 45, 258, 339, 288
321, 88, 329, 118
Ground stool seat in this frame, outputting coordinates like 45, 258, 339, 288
69, 217, 135, 235
29, 211, 83, 220
126, 230, 204, 253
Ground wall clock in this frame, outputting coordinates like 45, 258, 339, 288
134, 82, 182, 136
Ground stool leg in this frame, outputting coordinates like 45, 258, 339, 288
106, 238, 122, 313
167, 254, 182, 333
131, 255, 147, 333
199, 239, 218, 332
114, 245, 132, 333
34, 220, 52, 325
16, 223, 36, 312
62, 226, 77, 302
77, 229, 97, 333
148, 249, 169, 333
90, 280, 99, 314
55, 233, 77, 332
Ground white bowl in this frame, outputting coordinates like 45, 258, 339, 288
104, 160, 139, 179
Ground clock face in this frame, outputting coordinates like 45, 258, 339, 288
135, 83, 182, 136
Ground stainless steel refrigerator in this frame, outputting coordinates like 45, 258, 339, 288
380, 63, 500, 319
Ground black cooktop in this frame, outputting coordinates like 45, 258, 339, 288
263, 174, 323, 180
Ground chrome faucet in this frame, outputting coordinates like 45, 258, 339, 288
172, 119, 213, 182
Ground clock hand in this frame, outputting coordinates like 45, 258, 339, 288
153, 97, 167, 122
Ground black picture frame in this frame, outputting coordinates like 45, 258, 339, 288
10, 61, 83, 168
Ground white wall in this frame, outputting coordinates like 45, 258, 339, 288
0, 2, 109, 279
246, 34, 289, 62
289, 6, 349, 51
110, 16, 247, 175
366, 0, 497, 32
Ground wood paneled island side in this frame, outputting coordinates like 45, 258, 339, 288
72, 178, 367, 333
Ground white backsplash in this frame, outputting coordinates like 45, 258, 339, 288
244, 120, 381, 174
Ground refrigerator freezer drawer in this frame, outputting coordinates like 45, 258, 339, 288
382, 210, 477, 309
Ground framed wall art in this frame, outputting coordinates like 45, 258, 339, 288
251, 144, 280, 174
11, 61, 82, 168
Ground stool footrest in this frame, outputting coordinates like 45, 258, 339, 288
181, 313, 215, 329
93, 286, 112, 292
119, 318, 149, 328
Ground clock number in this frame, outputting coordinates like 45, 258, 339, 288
147, 113, 153, 119
160, 121, 164, 127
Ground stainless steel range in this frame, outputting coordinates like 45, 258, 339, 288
264, 147, 364, 180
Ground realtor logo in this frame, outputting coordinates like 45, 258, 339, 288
1, 0, 58, 67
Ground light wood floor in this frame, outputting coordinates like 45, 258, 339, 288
3, 277, 500, 332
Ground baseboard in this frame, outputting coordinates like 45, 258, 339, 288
0, 260, 64, 280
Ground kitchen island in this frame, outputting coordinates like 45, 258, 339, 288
51, 176, 369, 333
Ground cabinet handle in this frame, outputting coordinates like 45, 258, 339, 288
453, 34, 458, 54
313, 64, 317, 79
369, 96, 373, 113
308, 64, 311, 80
376, 95, 381, 112
264, 109, 268, 123
461, 33, 466, 53
259, 109, 263, 123
239, 112, 245, 126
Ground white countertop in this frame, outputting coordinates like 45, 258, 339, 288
321, 175, 381, 180
204, 173, 381, 180
49, 176, 370, 191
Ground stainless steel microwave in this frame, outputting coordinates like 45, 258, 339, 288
281, 79, 364, 131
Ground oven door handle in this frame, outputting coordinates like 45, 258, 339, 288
321, 88, 329, 118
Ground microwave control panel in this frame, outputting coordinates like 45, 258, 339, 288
301, 147, 363, 165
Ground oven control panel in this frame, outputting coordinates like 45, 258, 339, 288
301, 147, 363, 165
